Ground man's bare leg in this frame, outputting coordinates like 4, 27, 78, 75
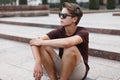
40, 46, 57, 80
31, 46, 43, 80
60, 46, 82, 80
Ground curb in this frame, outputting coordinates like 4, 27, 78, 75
0, 33, 30, 43
0, 33, 120, 61
113, 13, 120, 16
50, 9, 120, 14
0, 20, 120, 35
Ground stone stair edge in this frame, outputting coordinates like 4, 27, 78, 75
0, 33, 120, 61
0, 20, 120, 35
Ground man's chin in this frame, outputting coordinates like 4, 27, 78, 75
60, 24, 65, 27
60, 24, 70, 27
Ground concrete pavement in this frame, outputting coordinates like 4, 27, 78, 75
0, 23, 120, 61
0, 12, 120, 80
0, 39, 120, 80
0, 23, 119, 53
0, 12, 120, 30
0, 12, 120, 35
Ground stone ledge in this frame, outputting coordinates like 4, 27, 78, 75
0, 20, 119, 35
0, 33, 120, 61
0, 5, 49, 11
87, 27, 120, 35
50, 9, 120, 14
113, 13, 120, 16
0, 10, 49, 17
89, 48, 120, 61
0, 33, 30, 43
0, 5, 49, 17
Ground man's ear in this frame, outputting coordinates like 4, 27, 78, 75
73, 16, 78, 23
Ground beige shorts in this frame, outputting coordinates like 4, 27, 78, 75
43, 52, 86, 80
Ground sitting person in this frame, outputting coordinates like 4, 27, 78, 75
30, 2, 89, 80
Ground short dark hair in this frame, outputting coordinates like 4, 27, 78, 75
62, 2, 83, 25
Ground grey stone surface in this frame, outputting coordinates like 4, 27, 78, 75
0, 39, 120, 80
0, 12, 120, 80
0, 23, 120, 53
0, 12, 120, 30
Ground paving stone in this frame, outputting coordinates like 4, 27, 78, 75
118, 77, 120, 80
0, 62, 34, 80
88, 57, 120, 80
0, 13, 120, 30
96, 76, 113, 80
0, 39, 120, 80
0, 23, 120, 54
0, 12, 120, 79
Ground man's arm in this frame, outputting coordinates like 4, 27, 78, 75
30, 35, 50, 62
30, 35, 50, 80
30, 35, 83, 48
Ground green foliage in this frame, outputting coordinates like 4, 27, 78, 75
60, 0, 76, 4
107, 0, 116, 9
60, 0, 76, 9
0, 0, 16, 5
0, 0, 10, 4
89, 0, 99, 10
42, 0, 48, 4
19, 0, 27, 5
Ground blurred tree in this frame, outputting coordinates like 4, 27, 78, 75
19, 0, 27, 5
42, 0, 48, 4
0, 0, 16, 5
99, 0, 104, 5
60, 0, 76, 5
107, 0, 116, 9
0, 0, 9, 4
89, 0, 99, 10
60, 0, 76, 9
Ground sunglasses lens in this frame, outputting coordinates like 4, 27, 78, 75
59, 13, 67, 19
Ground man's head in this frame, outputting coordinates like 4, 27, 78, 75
59, 2, 83, 26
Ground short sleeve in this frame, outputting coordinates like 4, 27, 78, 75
47, 27, 63, 39
76, 27, 89, 43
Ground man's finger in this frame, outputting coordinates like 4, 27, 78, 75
35, 72, 41, 80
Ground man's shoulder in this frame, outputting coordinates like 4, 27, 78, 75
77, 26, 89, 32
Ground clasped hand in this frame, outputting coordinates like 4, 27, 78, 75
30, 38, 42, 46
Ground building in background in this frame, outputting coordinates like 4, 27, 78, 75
27, 0, 41, 5
99, 0, 120, 5
0, 0, 120, 8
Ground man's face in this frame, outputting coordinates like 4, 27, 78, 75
59, 8, 74, 27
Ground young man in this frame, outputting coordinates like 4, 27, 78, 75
30, 2, 89, 80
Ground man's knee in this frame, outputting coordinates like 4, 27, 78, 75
63, 46, 83, 64
40, 46, 56, 60
39, 46, 50, 56
63, 46, 78, 57
64, 46, 79, 54
40, 46, 52, 53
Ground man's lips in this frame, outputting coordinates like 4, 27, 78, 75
61, 20, 63, 23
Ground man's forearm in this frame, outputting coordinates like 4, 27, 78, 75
31, 45, 42, 63
40, 35, 82, 48
41, 38, 70, 48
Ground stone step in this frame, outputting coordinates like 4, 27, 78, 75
0, 38, 120, 80
0, 13, 120, 35
0, 5, 49, 17
0, 24, 120, 61
0, 20, 120, 35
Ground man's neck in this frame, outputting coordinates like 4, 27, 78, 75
65, 24, 77, 36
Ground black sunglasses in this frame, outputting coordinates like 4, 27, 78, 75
58, 13, 73, 19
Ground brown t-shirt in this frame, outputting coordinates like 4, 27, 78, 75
47, 26, 89, 79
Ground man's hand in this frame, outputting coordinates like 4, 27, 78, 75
33, 62, 43, 80
30, 38, 42, 46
